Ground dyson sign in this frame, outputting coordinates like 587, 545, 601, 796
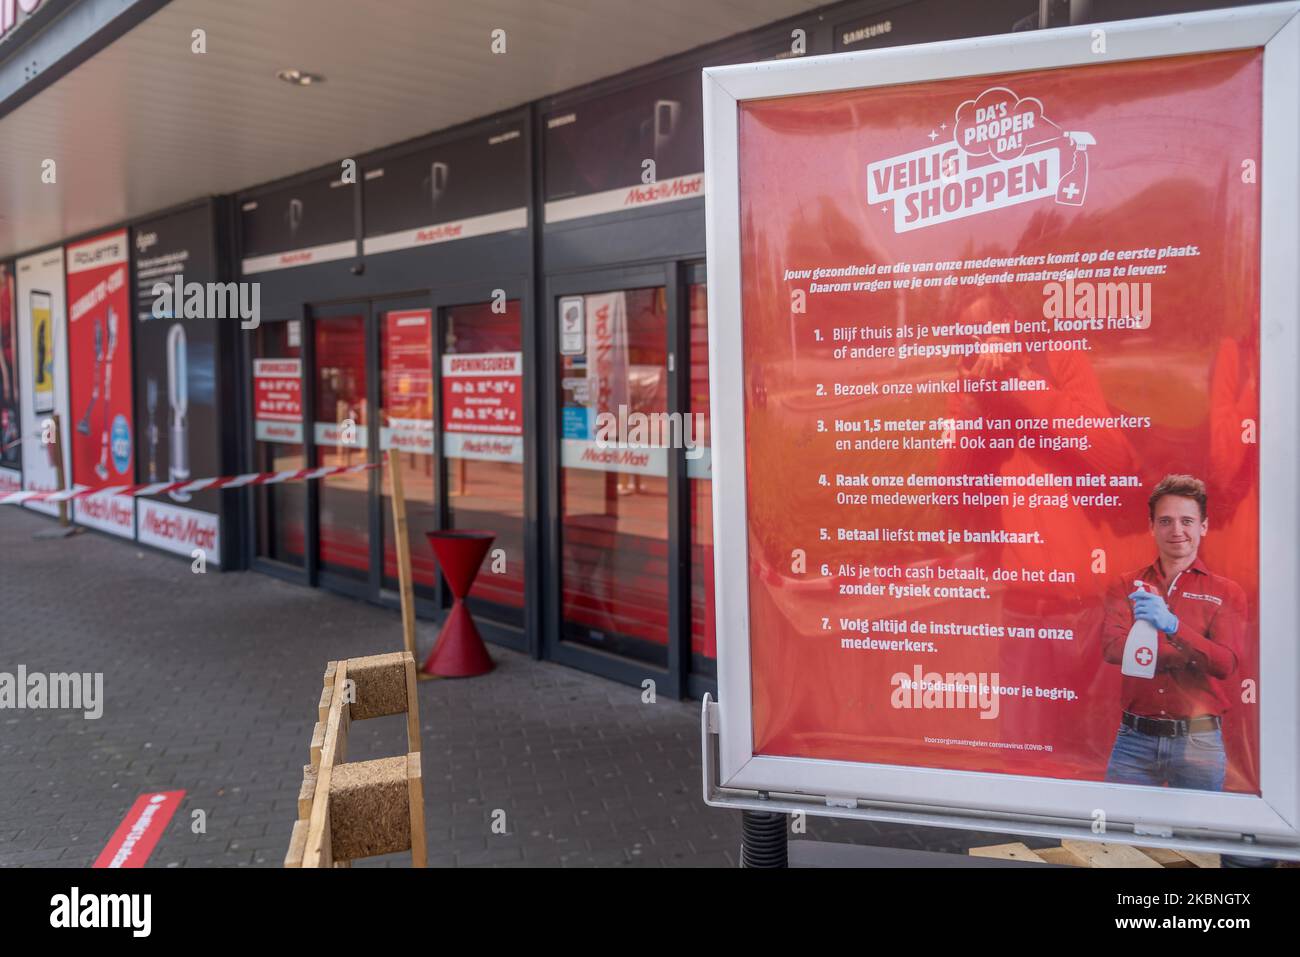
1, 1, 44, 43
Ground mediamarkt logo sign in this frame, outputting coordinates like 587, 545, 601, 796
623, 173, 702, 207
1, 0, 44, 43
867, 87, 1094, 232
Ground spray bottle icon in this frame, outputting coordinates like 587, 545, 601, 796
1056, 131, 1095, 206
167, 324, 190, 501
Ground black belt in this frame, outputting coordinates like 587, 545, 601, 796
1123, 711, 1220, 737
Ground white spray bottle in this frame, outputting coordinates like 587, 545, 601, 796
1121, 580, 1158, 679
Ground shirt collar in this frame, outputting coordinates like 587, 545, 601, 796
1151, 555, 1210, 582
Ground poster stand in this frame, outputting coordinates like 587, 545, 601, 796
701, 2, 1300, 865
32, 413, 80, 539
52, 412, 68, 528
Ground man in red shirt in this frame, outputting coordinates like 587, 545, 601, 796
1101, 474, 1247, 791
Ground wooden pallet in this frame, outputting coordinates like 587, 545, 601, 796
285, 652, 426, 868
970, 840, 1220, 868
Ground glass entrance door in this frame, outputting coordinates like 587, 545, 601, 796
554, 282, 671, 669
441, 298, 527, 627
252, 319, 306, 568
312, 304, 373, 588
379, 302, 438, 603
305, 296, 441, 607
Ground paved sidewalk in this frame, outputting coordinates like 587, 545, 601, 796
1, 506, 1033, 867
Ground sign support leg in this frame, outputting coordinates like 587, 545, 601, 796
52, 412, 68, 527
741, 807, 788, 868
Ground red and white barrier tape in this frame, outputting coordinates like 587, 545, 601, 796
0, 462, 379, 506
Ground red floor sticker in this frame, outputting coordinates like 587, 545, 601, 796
92, 790, 186, 868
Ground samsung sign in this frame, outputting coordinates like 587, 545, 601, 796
1, 0, 44, 44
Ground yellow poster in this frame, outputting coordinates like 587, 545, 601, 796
30, 290, 53, 413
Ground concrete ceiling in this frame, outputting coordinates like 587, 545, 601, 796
0, 0, 822, 258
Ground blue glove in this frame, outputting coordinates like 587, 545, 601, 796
1130, 590, 1178, 634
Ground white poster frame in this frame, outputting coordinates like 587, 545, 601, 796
702, 2, 1300, 857
15, 246, 71, 519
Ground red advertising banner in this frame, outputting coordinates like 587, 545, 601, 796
442, 350, 523, 462
383, 309, 433, 454
66, 230, 135, 538
739, 52, 1261, 793
253, 357, 303, 443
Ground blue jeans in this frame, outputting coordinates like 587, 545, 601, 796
1104, 722, 1226, 791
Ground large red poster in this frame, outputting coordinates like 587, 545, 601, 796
66, 230, 135, 539
739, 52, 1261, 793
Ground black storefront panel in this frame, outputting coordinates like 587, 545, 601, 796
544, 68, 704, 223
363, 123, 528, 254
833, 0, 1040, 50
239, 172, 359, 308
542, 11, 820, 229
537, 17, 817, 272
241, 174, 355, 270
358, 115, 532, 292
131, 204, 225, 564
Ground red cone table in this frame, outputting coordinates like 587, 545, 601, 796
422, 530, 496, 678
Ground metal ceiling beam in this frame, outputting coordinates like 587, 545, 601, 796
0, 0, 172, 119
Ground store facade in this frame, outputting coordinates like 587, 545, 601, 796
0, 0, 1254, 697
239, 108, 537, 653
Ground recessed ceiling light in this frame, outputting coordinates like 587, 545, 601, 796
277, 69, 324, 86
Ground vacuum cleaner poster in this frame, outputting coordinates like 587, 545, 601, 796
15, 247, 70, 517
66, 230, 135, 539
737, 51, 1262, 793
132, 206, 222, 562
